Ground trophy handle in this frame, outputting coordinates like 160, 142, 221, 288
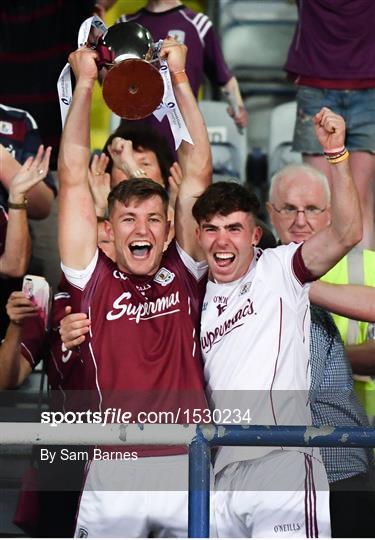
95, 41, 115, 70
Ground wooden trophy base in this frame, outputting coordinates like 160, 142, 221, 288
102, 59, 164, 120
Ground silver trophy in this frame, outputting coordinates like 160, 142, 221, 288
95, 22, 164, 119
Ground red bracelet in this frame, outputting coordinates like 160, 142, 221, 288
323, 145, 345, 154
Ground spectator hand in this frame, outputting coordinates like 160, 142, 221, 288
168, 161, 182, 208
59, 306, 91, 349
6, 292, 38, 326
227, 105, 248, 130
314, 107, 346, 151
88, 153, 111, 215
9, 145, 51, 204
107, 137, 140, 179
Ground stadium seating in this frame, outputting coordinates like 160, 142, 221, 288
199, 100, 248, 183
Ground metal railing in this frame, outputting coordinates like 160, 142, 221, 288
2, 423, 375, 537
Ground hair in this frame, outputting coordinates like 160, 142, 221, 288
268, 163, 331, 204
103, 123, 174, 189
107, 178, 169, 217
256, 218, 277, 249
192, 181, 260, 224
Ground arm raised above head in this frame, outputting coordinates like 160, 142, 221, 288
160, 38, 212, 261
58, 47, 100, 270
301, 108, 362, 278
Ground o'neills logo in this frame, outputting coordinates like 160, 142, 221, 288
106, 291, 180, 323
201, 298, 255, 352
274, 523, 301, 533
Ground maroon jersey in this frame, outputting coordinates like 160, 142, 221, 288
118, 5, 232, 97
63, 241, 208, 456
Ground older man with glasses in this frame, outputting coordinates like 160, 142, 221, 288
267, 164, 331, 244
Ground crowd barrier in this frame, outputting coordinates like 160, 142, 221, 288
1, 423, 375, 538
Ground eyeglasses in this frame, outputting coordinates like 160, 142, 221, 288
270, 204, 327, 219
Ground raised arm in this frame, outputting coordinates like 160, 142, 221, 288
301, 108, 362, 276
310, 281, 375, 323
160, 38, 212, 260
0, 145, 51, 277
58, 47, 100, 270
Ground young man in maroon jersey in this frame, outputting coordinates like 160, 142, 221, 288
58, 39, 212, 537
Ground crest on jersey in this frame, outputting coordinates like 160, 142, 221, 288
0, 121, 13, 135
167, 29, 186, 44
213, 295, 228, 315
154, 267, 175, 286
239, 282, 251, 295
216, 303, 227, 316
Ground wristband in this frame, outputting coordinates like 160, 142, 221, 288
325, 149, 350, 164
323, 145, 345, 154
8, 199, 27, 209
171, 69, 188, 85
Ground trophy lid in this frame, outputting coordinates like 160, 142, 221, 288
102, 22, 154, 64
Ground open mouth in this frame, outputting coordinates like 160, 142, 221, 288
214, 252, 235, 267
129, 241, 152, 258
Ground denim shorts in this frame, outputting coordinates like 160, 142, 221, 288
292, 86, 375, 154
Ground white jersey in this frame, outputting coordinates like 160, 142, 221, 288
200, 243, 314, 473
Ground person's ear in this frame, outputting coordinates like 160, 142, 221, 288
265, 202, 274, 225
195, 226, 202, 245
252, 226, 262, 247
165, 220, 171, 241
104, 219, 114, 241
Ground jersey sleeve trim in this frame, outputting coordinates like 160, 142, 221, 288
61, 249, 99, 290
0, 104, 38, 129
116, 12, 140, 23
175, 241, 208, 281
180, 10, 212, 45
20, 342, 37, 368
292, 243, 316, 285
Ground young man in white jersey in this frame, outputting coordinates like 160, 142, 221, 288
58, 40, 212, 537
192, 108, 362, 537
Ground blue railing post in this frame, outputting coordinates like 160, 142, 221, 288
188, 429, 210, 538
187, 424, 375, 538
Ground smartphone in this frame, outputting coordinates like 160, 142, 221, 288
22, 274, 52, 330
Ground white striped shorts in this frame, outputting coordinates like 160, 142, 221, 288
214, 449, 331, 537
